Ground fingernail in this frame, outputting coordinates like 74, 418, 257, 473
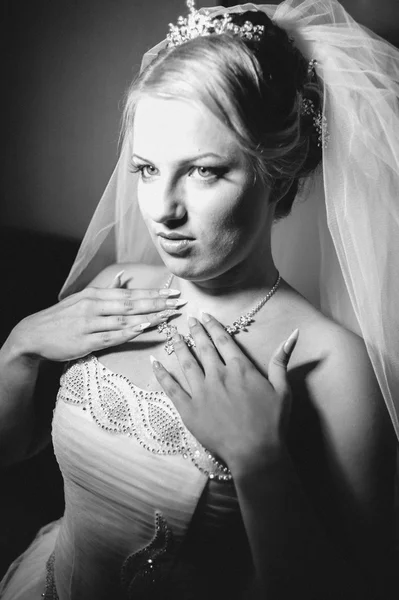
172, 333, 182, 343
283, 328, 299, 354
187, 314, 198, 328
166, 299, 187, 308
150, 355, 161, 369
159, 309, 180, 320
201, 312, 211, 323
112, 270, 125, 285
158, 288, 181, 298
137, 322, 152, 331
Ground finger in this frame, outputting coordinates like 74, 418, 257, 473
186, 316, 220, 369
200, 312, 247, 364
171, 333, 204, 392
61, 284, 178, 308
86, 310, 181, 332
108, 270, 125, 288
86, 315, 142, 332
89, 322, 153, 349
62, 288, 144, 306
268, 328, 299, 396
150, 355, 191, 420
87, 297, 186, 316
81, 286, 182, 301
123, 297, 187, 315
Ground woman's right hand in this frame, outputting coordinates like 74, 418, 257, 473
10, 279, 183, 363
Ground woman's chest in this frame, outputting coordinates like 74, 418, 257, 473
96, 308, 316, 394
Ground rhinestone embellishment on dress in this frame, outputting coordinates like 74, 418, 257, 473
58, 355, 232, 481
41, 551, 58, 599
41, 514, 174, 600
121, 511, 174, 599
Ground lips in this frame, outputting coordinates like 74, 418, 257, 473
157, 234, 194, 256
158, 232, 194, 240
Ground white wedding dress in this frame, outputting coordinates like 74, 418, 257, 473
0, 355, 253, 599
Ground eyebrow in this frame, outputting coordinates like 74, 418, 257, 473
132, 152, 230, 164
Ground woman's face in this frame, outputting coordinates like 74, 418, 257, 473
132, 95, 274, 282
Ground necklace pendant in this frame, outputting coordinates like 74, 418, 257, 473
163, 333, 196, 355
164, 339, 176, 355
158, 272, 281, 355
158, 322, 178, 337
237, 315, 253, 330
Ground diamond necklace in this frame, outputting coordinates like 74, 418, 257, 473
157, 272, 281, 355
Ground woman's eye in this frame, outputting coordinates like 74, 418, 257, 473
129, 163, 157, 179
191, 166, 225, 181
129, 163, 226, 182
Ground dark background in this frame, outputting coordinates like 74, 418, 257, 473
1, 0, 398, 579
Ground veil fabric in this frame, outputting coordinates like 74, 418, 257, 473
59, 0, 399, 440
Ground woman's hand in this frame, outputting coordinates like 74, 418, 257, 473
10, 273, 184, 363
151, 312, 298, 471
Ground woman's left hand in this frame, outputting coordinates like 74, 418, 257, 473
151, 313, 299, 471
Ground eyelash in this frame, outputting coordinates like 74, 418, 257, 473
129, 163, 226, 183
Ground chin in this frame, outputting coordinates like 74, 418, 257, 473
159, 255, 204, 281
164, 261, 200, 281
167, 257, 235, 283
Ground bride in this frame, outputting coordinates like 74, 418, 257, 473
0, 1, 398, 599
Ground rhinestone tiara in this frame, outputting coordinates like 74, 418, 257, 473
166, 0, 265, 48
166, 2, 328, 148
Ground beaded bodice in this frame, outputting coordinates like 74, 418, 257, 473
41, 354, 252, 599
57, 354, 231, 480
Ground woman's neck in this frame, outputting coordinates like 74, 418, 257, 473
167, 259, 280, 322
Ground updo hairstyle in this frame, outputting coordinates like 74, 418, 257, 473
122, 10, 323, 220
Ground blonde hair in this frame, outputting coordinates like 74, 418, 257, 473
122, 11, 323, 220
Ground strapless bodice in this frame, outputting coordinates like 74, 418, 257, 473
45, 354, 253, 599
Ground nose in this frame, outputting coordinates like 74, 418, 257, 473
146, 179, 187, 224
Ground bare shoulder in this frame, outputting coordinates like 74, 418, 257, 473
89, 262, 168, 289
266, 276, 394, 448
294, 312, 369, 381
286, 303, 396, 569
291, 312, 395, 452
293, 313, 377, 410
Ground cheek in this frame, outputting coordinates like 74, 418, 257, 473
197, 204, 236, 242
234, 188, 268, 229
137, 186, 152, 224
196, 205, 249, 258
208, 188, 267, 241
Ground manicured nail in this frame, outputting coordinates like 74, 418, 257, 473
159, 309, 180, 320
111, 270, 124, 286
201, 312, 211, 323
166, 299, 187, 308
283, 328, 299, 354
137, 322, 152, 331
150, 355, 161, 369
158, 288, 181, 298
172, 333, 182, 343
187, 314, 198, 328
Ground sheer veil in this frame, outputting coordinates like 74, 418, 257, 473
59, 0, 399, 440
